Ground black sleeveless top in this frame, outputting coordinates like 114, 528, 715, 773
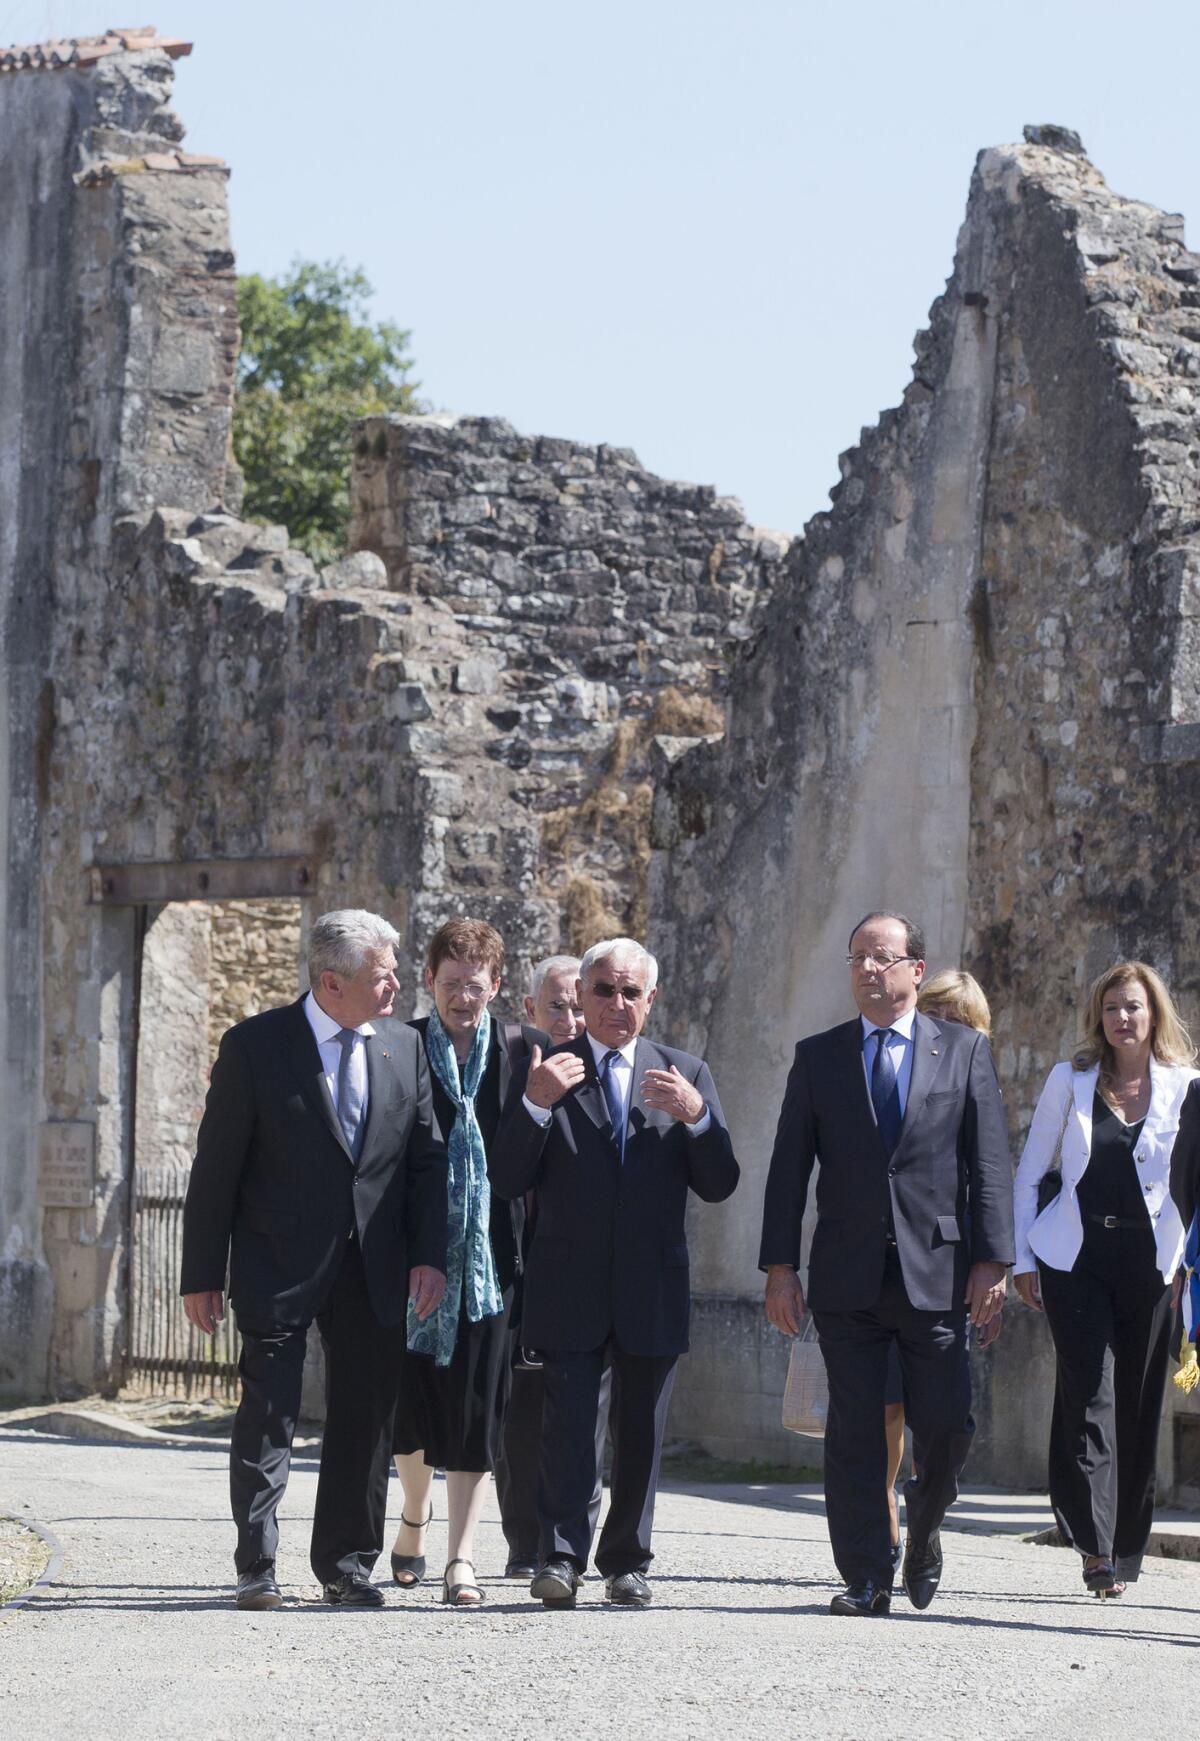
1076, 1090, 1147, 1222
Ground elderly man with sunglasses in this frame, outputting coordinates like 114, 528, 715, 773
490, 935, 739, 1609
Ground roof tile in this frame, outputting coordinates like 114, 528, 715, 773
0, 28, 192, 72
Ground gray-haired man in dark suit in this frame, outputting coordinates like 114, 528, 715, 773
181, 909, 447, 1611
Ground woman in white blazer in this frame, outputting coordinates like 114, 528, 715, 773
1013, 961, 1196, 1598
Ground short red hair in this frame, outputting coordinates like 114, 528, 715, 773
426, 917, 505, 981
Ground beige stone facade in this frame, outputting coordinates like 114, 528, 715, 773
3, 44, 1200, 1493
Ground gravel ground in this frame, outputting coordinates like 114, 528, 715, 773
1, 1428, 1197, 1740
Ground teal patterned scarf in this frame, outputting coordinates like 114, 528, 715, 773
407, 1007, 503, 1367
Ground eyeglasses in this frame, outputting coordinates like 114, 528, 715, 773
588, 980, 647, 1003
434, 981, 493, 1002
846, 953, 915, 972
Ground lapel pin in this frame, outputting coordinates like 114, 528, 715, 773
381, 1050, 390, 1058
931, 1048, 939, 1055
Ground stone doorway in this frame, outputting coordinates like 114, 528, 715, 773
125, 897, 303, 1397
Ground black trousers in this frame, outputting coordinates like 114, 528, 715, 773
1038, 1229, 1172, 1582
538, 1338, 676, 1576
230, 1237, 403, 1583
814, 1249, 973, 1587
493, 1348, 611, 1564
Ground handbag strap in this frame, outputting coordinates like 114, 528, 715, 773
1048, 1072, 1074, 1176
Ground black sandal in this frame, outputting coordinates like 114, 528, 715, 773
442, 1557, 483, 1607
1083, 1556, 1120, 1597
390, 1506, 433, 1587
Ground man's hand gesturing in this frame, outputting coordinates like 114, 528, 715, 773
525, 1042, 586, 1110
641, 1065, 705, 1124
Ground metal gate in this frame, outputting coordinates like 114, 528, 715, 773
127, 1164, 239, 1398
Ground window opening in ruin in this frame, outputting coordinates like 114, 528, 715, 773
126, 897, 303, 1399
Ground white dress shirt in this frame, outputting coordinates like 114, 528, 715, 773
524, 1031, 711, 1135
304, 989, 374, 1130
860, 1006, 916, 1117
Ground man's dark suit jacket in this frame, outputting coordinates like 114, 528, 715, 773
407, 1015, 545, 1294
1170, 1078, 1200, 1229
181, 998, 447, 1329
759, 1011, 1014, 1313
490, 1034, 739, 1356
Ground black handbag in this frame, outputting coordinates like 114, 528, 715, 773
1036, 1079, 1074, 1212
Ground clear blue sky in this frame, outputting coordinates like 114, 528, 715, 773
7, 1, 1200, 531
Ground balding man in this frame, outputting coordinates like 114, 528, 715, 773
492, 937, 739, 1609
493, 954, 609, 1577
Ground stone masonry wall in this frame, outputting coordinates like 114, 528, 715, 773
350, 415, 785, 972
651, 132, 1200, 1486
208, 899, 302, 1056
0, 33, 238, 1391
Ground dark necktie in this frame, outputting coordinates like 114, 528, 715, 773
335, 1027, 366, 1161
871, 1029, 903, 1156
599, 1048, 626, 1163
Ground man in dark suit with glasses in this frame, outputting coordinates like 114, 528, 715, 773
760, 911, 1013, 1616
491, 935, 739, 1609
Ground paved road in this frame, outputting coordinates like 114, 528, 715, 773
2, 1428, 1197, 1740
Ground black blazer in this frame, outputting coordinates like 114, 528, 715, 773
181, 998, 448, 1328
1170, 1077, 1200, 1229
489, 1034, 739, 1357
759, 1011, 1015, 1313
407, 1015, 545, 1293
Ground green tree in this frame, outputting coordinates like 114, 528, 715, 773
233, 260, 420, 565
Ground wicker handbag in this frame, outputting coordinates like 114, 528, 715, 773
781, 1315, 828, 1435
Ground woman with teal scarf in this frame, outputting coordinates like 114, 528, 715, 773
391, 919, 519, 1607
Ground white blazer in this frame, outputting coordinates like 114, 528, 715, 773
1013, 1057, 1198, 1282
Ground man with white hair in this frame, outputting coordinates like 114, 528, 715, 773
181, 908, 447, 1611
491, 936, 739, 1608
523, 953, 584, 1048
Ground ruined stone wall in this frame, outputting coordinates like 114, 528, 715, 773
0, 32, 236, 1390
964, 146, 1200, 1487
208, 899, 302, 1055
350, 415, 783, 973
29, 50, 245, 1396
651, 134, 1200, 1483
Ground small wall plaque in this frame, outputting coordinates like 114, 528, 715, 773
38, 1122, 97, 1208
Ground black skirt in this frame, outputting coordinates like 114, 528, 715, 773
392, 1293, 511, 1473
884, 1339, 905, 1408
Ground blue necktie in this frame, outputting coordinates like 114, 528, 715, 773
599, 1049, 626, 1163
335, 1027, 366, 1161
871, 1029, 903, 1156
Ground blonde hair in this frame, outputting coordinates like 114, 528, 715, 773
917, 969, 992, 1037
1072, 961, 1196, 1104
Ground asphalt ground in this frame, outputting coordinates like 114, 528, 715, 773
2, 1428, 1197, 1740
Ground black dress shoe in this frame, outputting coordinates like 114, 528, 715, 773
504, 1558, 539, 1580
530, 1559, 581, 1609
322, 1572, 384, 1607
604, 1571, 652, 1606
903, 1532, 943, 1610
891, 1540, 904, 1574
829, 1579, 891, 1616
236, 1558, 282, 1611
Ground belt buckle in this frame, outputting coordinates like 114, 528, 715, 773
1103, 1215, 1118, 1229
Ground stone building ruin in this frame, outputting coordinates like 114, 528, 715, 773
3, 37, 1199, 1494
